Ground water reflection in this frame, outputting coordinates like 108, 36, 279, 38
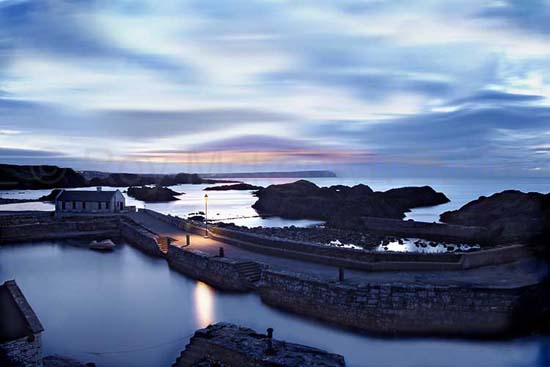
194, 281, 215, 327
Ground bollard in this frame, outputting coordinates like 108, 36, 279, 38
186, 234, 190, 247
338, 267, 345, 282
219, 247, 225, 257
265, 328, 275, 355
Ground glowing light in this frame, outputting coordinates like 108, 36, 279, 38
193, 281, 215, 327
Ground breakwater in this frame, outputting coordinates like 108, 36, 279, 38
258, 269, 545, 336
167, 245, 262, 292
2, 209, 545, 337
0, 212, 119, 244
0, 212, 165, 260
171, 215, 529, 271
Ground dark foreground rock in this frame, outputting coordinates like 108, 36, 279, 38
127, 186, 183, 202
252, 180, 449, 226
174, 323, 345, 367
204, 183, 262, 191
440, 190, 550, 245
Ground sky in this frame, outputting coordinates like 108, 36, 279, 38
0, 0, 549, 177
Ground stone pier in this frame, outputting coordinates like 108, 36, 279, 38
172, 323, 346, 367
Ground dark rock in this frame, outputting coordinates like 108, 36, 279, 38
204, 183, 263, 191
89, 172, 217, 187
127, 186, 183, 202
0, 164, 87, 190
252, 180, 449, 227
383, 186, 450, 208
174, 323, 345, 367
38, 189, 63, 202
440, 190, 550, 245
0, 198, 36, 204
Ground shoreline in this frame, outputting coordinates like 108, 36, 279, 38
1, 209, 548, 338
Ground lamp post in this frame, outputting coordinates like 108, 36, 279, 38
204, 193, 209, 238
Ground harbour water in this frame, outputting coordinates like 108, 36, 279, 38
1, 240, 549, 367
1, 176, 548, 226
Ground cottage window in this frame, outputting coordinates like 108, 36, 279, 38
62, 201, 66, 210
106, 201, 110, 209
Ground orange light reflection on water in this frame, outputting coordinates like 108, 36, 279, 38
193, 281, 215, 327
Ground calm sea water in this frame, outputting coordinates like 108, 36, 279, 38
1, 177, 548, 227
1, 241, 548, 367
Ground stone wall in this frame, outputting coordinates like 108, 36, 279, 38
258, 269, 537, 336
179, 219, 529, 271
119, 220, 164, 257
166, 245, 260, 291
1, 334, 43, 367
0, 214, 120, 244
140, 208, 183, 228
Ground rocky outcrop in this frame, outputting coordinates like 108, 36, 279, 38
252, 180, 449, 226
440, 190, 550, 245
89, 172, 210, 187
38, 189, 62, 202
0, 164, 87, 190
204, 183, 262, 191
127, 186, 183, 202
173, 323, 345, 367
1, 164, 228, 190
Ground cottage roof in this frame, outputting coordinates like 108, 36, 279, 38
0, 280, 44, 343
56, 190, 118, 202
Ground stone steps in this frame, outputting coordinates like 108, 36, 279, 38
235, 261, 262, 283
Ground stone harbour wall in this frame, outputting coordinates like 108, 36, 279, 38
258, 269, 535, 336
0, 214, 120, 244
177, 218, 528, 271
0, 334, 43, 367
166, 245, 258, 291
119, 220, 164, 257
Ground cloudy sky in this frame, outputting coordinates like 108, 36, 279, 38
0, 0, 549, 176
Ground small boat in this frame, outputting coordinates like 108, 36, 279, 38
89, 239, 116, 251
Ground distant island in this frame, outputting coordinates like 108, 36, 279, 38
199, 170, 336, 179
0, 164, 228, 190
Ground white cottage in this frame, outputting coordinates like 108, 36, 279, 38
55, 187, 126, 214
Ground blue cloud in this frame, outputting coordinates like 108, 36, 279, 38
450, 90, 545, 106
479, 0, 550, 35
0, 0, 194, 81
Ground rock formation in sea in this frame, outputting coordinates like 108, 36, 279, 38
252, 180, 450, 226
204, 183, 263, 191
127, 186, 183, 202
89, 172, 210, 187
440, 190, 550, 245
